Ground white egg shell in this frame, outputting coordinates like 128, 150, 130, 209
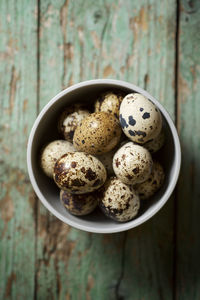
53, 152, 107, 194
60, 190, 98, 216
98, 177, 140, 222
134, 161, 165, 200
119, 93, 162, 144
40, 140, 76, 178
113, 142, 153, 185
143, 128, 165, 153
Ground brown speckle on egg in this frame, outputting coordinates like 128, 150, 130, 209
53, 152, 107, 193
113, 142, 153, 185
98, 177, 140, 222
73, 112, 121, 155
60, 189, 98, 216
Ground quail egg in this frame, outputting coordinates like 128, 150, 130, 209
60, 190, 98, 216
113, 142, 153, 185
98, 177, 140, 222
53, 152, 107, 193
58, 105, 90, 142
134, 161, 165, 200
143, 128, 165, 153
73, 112, 121, 155
94, 91, 124, 118
119, 93, 162, 144
40, 140, 76, 178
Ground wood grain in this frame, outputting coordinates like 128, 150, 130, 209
37, 2, 126, 299
0, 0, 38, 299
1, 0, 199, 299
176, 0, 200, 299
36, 1, 177, 299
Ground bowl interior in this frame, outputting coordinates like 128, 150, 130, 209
29, 81, 178, 233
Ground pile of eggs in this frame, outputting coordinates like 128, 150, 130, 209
40, 91, 165, 222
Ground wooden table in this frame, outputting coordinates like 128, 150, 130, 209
0, 0, 199, 299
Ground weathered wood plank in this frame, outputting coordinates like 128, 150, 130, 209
37, 2, 126, 299
37, 0, 177, 299
176, 1, 200, 299
112, 1, 177, 298
0, 0, 38, 299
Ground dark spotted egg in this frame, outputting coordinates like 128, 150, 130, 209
53, 152, 107, 194
60, 190, 98, 216
113, 142, 153, 185
119, 93, 162, 144
98, 177, 140, 222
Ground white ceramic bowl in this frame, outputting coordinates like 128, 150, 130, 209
27, 79, 181, 233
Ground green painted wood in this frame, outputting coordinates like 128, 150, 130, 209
37, 2, 126, 299
0, 0, 38, 299
37, 1, 177, 299
118, 1, 177, 298
3, 0, 200, 299
176, 1, 200, 299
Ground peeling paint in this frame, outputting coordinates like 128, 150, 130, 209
9, 66, 20, 115
103, 64, 115, 77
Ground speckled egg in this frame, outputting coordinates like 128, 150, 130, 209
53, 152, 107, 194
60, 190, 98, 216
94, 91, 124, 118
40, 140, 76, 178
58, 103, 82, 133
73, 112, 121, 155
58, 105, 90, 143
134, 161, 165, 200
119, 93, 162, 144
98, 177, 140, 222
113, 142, 153, 185
143, 128, 165, 153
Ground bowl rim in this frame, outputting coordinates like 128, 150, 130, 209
27, 79, 181, 234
